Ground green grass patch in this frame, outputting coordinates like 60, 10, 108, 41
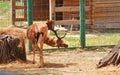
0, 1, 10, 11
45, 32, 120, 49
86, 33, 120, 46
64, 37, 80, 47
0, 1, 10, 27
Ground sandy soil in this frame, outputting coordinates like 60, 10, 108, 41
0, 49, 120, 75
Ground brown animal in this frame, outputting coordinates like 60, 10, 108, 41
27, 20, 68, 67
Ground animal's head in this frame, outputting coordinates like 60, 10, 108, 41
53, 30, 68, 48
56, 37, 68, 48
46, 20, 68, 48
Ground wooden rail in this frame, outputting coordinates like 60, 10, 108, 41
95, 2, 120, 8
55, 6, 79, 12
15, 6, 25, 9
55, 6, 90, 12
54, 20, 90, 25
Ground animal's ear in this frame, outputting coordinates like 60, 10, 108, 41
46, 20, 53, 30
46, 19, 50, 24
46, 19, 48, 22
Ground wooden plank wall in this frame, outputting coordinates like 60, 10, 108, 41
85, 0, 93, 27
63, 0, 92, 27
63, 0, 79, 20
93, 0, 120, 28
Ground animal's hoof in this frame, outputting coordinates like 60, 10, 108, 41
38, 64, 44, 68
33, 62, 35, 64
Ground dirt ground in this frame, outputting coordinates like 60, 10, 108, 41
0, 48, 120, 75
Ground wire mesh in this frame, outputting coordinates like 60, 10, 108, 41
1, 0, 120, 48
33, 0, 49, 21
0, 0, 81, 49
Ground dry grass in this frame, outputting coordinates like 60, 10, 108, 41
0, 25, 27, 39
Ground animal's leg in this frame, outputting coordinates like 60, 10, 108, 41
32, 45, 35, 64
40, 42, 44, 67
38, 42, 44, 67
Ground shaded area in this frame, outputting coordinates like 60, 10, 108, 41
44, 62, 77, 68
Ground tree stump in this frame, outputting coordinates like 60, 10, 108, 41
97, 41, 120, 68
0, 35, 26, 64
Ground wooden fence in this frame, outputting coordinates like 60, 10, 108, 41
93, 0, 120, 28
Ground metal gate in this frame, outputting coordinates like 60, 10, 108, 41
12, 0, 27, 25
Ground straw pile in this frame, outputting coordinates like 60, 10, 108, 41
0, 26, 27, 64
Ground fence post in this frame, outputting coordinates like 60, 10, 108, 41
79, 0, 86, 48
27, 0, 33, 52
49, 0, 55, 20
49, 0, 55, 29
11, 0, 15, 25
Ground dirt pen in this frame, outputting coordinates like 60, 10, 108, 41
0, 48, 120, 75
